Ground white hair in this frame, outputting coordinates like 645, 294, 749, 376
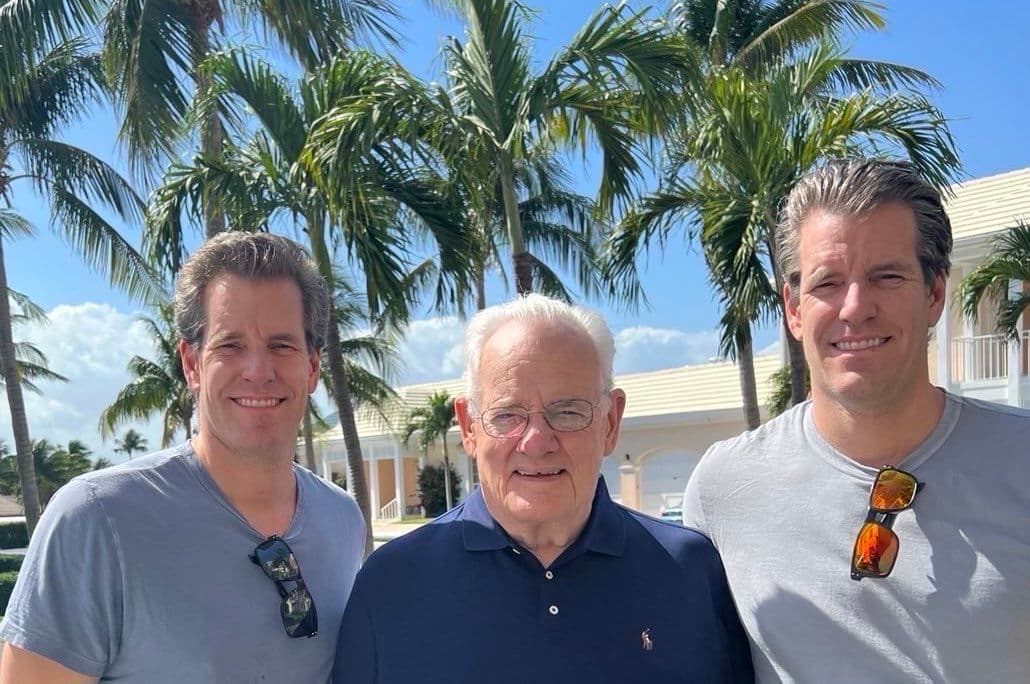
462, 294, 615, 402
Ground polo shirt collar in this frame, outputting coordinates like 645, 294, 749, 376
460, 477, 626, 557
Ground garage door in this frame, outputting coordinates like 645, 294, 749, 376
639, 451, 700, 516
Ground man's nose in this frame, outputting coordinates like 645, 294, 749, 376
241, 349, 276, 382
839, 280, 876, 323
516, 411, 558, 456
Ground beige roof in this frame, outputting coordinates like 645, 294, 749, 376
322, 353, 782, 442
946, 167, 1030, 241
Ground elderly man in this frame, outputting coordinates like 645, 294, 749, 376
1, 232, 365, 683
684, 159, 1030, 682
335, 294, 753, 683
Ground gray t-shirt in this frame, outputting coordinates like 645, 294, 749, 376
0, 443, 365, 683
683, 393, 1030, 683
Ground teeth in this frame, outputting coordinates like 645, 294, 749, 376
836, 337, 885, 351
235, 398, 280, 408
516, 469, 563, 477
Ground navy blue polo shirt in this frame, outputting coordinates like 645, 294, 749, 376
334, 479, 753, 683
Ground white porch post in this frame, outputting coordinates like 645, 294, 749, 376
321, 454, 332, 481
417, 454, 426, 517
936, 280, 952, 390
393, 444, 404, 520
1008, 279, 1024, 407
368, 449, 380, 521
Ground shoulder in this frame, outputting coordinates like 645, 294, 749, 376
296, 466, 363, 521
358, 508, 463, 576
622, 506, 720, 567
953, 393, 1030, 428
696, 401, 808, 482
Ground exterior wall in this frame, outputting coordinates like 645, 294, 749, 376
377, 459, 395, 510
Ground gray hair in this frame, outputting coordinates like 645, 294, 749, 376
173, 231, 330, 351
462, 294, 615, 403
776, 159, 953, 301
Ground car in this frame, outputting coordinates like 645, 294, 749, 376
659, 506, 683, 526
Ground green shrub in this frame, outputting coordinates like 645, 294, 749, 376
0, 570, 18, 616
0, 521, 28, 549
0, 554, 22, 573
417, 463, 463, 517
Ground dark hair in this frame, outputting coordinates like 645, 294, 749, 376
173, 232, 329, 350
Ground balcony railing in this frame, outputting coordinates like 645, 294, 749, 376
950, 332, 1030, 383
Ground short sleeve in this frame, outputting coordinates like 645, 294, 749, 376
681, 444, 714, 536
0, 479, 123, 677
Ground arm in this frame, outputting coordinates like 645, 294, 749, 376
333, 574, 377, 684
1, 643, 97, 684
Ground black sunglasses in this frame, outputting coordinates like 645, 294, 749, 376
850, 466, 925, 581
250, 535, 318, 638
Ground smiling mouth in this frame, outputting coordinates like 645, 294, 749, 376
233, 397, 284, 408
514, 468, 565, 478
833, 337, 889, 351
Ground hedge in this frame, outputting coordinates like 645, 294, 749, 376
0, 570, 18, 616
0, 521, 28, 549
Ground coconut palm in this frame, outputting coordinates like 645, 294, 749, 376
400, 391, 457, 511
0, 289, 69, 394
148, 49, 465, 554
606, 44, 959, 425
0, 30, 161, 535
323, 0, 691, 297
958, 222, 1030, 339
100, 305, 194, 448
102, 0, 401, 238
114, 429, 150, 459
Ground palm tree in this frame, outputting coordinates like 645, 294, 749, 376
0, 29, 161, 535
606, 43, 959, 426
1, 289, 69, 394
99, 305, 194, 447
102, 0, 401, 238
114, 429, 150, 459
378, 0, 692, 296
958, 222, 1030, 339
400, 391, 457, 511
149, 50, 468, 554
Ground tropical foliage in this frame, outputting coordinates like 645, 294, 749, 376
0, 439, 112, 508
401, 391, 458, 511
958, 222, 1030, 339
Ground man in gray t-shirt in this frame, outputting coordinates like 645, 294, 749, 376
1, 233, 366, 683
684, 160, 1030, 682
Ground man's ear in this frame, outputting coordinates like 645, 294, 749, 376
179, 340, 201, 392
927, 273, 947, 326
306, 350, 321, 394
602, 389, 627, 455
784, 282, 803, 341
455, 397, 477, 458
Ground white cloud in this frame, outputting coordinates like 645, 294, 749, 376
614, 326, 723, 374
0, 303, 164, 462
394, 317, 465, 385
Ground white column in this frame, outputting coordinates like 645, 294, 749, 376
321, 454, 332, 481
936, 280, 952, 389
393, 444, 404, 520
1008, 279, 1024, 407
368, 449, 380, 521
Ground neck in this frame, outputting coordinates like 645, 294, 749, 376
190, 433, 298, 538
811, 384, 946, 468
500, 507, 592, 569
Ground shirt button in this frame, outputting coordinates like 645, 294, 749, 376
548, 605, 559, 615
545, 570, 554, 580
511, 547, 521, 555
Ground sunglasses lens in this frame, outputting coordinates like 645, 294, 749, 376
282, 587, 318, 637
255, 540, 300, 581
869, 469, 918, 511
852, 521, 899, 577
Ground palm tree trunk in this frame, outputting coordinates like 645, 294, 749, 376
441, 436, 453, 510
325, 317, 374, 557
765, 225, 807, 406
475, 265, 487, 311
736, 327, 761, 430
302, 403, 317, 472
189, 1, 226, 238
0, 235, 42, 535
499, 156, 532, 294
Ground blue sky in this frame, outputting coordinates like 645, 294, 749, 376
4, 1, 1029, 454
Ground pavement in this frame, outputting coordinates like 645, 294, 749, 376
372, 520, 428, 544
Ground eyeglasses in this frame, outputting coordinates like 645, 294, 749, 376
850, 466, 924, 581
250, 536, 318, 637
472, 397, 605, 438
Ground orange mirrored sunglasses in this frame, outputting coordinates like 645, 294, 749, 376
850, 466, 924, 581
